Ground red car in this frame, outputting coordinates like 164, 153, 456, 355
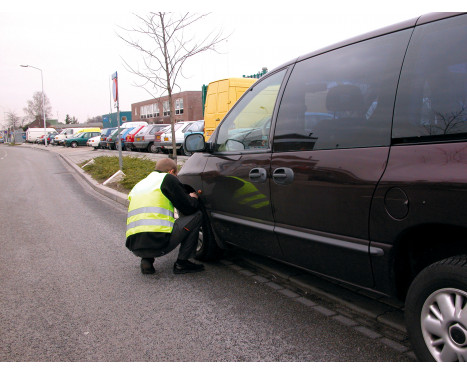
124, 125, 146, 151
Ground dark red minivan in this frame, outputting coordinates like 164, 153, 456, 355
180, 13, 467, 361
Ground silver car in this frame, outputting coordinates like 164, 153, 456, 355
132, 124, 170, 152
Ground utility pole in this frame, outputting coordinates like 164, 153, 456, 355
20, 65, 47, 146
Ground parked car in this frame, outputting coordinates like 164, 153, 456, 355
48, 133, 57, 145
37, 132, 57, 145
107, 128, 134, 150
65, 132, 101, 148
120, 128, 135, 150
55, 127, 101, 146
35, 135, 45, 144
150, 126, 171, 153
133, 124, 171, 153
182, 120, 205, 156
26, 127, 56, 143
160, 121, 194, 155
99, 128, 116, 149
86, 135, 101, 149
184, 120, 204, 137
124, 125, 147, 151
105, 129, 120, 150
180, 13, 467, 362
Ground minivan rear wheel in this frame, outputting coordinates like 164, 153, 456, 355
405, 256, 467, 361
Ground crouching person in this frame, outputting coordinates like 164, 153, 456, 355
126, 158, 204, 275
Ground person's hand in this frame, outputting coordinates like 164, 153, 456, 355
189, 192, 198, 199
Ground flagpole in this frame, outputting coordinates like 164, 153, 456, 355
117, 97, 122, 171
112, 71, 123, 171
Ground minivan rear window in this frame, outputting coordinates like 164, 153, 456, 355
273, 29, 412, 152
393, 14, 467, 143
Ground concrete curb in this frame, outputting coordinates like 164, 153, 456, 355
58, 153, 130, 207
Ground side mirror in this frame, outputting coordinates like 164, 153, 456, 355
184, 133, 206, 153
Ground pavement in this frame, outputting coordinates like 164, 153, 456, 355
17, 142, 415, 359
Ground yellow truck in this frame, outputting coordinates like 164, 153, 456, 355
203, 77, 257, 139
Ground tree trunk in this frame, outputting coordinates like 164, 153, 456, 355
161, 13, 177, 163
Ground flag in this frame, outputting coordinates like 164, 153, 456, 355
112, 72, 118, 103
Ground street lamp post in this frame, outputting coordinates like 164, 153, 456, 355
20, 65, 47, 146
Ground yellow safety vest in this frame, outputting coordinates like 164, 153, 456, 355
126, 172, 175, 238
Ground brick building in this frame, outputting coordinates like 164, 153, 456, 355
131, 91, 202, 124
24, 116, 56, 128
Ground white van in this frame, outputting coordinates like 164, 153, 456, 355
54, 127, 101, 145
121, 121, 148, 129
26, 128, 57, 143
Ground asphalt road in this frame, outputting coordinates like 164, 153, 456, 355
0, 144, 413, 361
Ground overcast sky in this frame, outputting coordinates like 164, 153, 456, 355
0, 0, 462, 127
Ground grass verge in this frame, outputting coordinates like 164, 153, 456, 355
80, 156, 155, 193
80, 156, 182, 194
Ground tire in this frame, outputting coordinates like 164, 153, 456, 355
405, 256, 467, 361
194, 211, 223, 261
71, 141, 78, 148
149, 143, 160, 153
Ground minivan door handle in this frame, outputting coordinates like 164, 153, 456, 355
249, 168, 267, 183
272, 167, 294, 185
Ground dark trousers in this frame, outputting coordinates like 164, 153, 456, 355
139, 210, 202, 262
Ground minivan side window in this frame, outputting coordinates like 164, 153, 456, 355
214, 70, 286, 152
273, 30, 412, 152
393, 14, 467, 143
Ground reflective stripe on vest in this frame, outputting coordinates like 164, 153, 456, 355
126, 172, 175, 238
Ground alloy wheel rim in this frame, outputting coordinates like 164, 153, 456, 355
421, 288, 467, 361
196, 227, 204, 254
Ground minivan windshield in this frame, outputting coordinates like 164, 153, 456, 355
215, 70, 286, 152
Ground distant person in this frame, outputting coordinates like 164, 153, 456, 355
126, 158, 204, 275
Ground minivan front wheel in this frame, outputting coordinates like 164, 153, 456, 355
405, 256, 467, 361
194, 216, 222, 261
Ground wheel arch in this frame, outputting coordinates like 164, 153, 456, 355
392, 223, 467, 301
180, 181, 226, 257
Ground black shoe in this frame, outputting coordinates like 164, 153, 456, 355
141, 258, 155, 274
173, 259, 205, 274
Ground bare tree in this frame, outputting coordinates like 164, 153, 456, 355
2, 111, 23, 143
23, 91, 52, 123
5, 111, 21, 130
423, 104, 467, 136
118, 12, 228, 161
65, 114, 79, 124
87, 115, 103, 123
